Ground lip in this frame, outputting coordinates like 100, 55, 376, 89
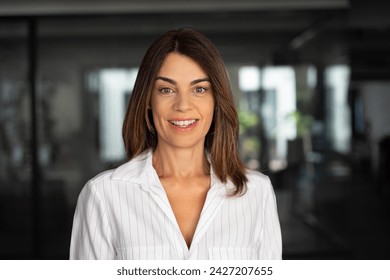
167, 118, 200, 131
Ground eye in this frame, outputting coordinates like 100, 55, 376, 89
159, 87, 173, 94
194, 87, 207, 94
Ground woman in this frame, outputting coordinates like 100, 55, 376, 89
70, 28, 282, 260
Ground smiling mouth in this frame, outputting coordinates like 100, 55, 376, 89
168, 119, 199, 128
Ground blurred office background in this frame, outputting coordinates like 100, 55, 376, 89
0, 0, 390, 259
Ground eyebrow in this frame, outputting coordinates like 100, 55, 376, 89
155, 76, 210, 86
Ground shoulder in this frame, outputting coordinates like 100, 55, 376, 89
78, 169, 116, 201
81, 151, 151, 195
89, 169, 116, 185
246, 169, 271, 184
77, 159, 148, 208
244, 169, 275, 199
246, 169, 272, 188
89, 150, 151, 186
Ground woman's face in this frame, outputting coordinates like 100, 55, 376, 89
150, 52, 215, 150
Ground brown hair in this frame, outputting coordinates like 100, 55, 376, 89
122, 28, 247, 196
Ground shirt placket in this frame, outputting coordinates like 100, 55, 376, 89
145, 161, 189, 259
186, 175, 227, 259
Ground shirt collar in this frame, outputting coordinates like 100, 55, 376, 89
111, 149, 234, 191
111, 150, 152, 190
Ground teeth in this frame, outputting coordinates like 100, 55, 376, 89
170, 119, 197, 127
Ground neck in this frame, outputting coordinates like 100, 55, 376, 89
152, 145, 209, 179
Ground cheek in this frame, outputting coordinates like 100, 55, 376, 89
151, 106, 164, 129
205, 98, 215, 120
206, 106, 215, 120
152, 110, 165, 126
202, 106, 215, 132
150, 97, 167, 122
150, 96, 158, 113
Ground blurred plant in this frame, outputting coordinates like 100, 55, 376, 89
288, 110, 313, 138
288, 110, 315, 175
242, 137, 260, 155
238, 111, 260, 135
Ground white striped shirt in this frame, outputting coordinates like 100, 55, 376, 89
69, 150, 282, 260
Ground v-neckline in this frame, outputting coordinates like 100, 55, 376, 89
146, 155, 227, 258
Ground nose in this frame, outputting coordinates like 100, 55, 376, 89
173, 92, 192, 112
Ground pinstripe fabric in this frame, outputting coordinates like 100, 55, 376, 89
69, 150, 282, 260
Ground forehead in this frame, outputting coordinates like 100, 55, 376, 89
157, 53, 208, 79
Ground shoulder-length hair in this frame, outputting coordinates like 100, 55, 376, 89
123, 27, 247, 196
